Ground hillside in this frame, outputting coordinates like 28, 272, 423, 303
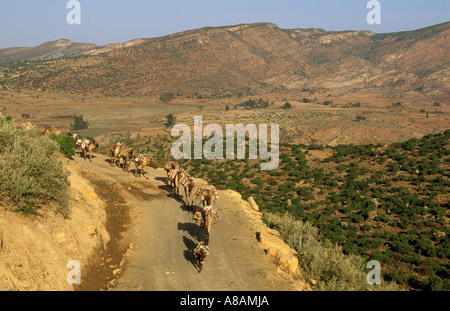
113, 129, 450, 291
0, 39, 97, 64
0, 22, 448, 100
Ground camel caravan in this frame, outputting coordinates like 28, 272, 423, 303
4, 117, 71, 137
3, 113, 223, 274
105, 147, 221, 273
2, 114, 222, 273
76, 138, 223, 247
163, 160, 221, 273
4, 117, 101, 163
107, 141, 156, 177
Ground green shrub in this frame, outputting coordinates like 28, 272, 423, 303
281, 102, 292, 109
49, 134, 75, 158
0, 118, 70, 217
426, 276, 446, 291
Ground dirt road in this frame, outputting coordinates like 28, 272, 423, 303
73, 152, 298, 291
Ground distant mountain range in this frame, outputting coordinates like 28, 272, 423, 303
0, 39, 97, 64
0, 22, 448, 100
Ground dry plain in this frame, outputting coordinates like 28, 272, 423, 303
1, 88, 448, 147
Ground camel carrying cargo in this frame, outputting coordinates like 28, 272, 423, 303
193, 241, 209, 273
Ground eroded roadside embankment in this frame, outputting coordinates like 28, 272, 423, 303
0, 160, 111, 290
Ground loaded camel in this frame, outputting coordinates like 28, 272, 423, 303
193, 205, 212, 233
20, 122, 36, 131
193, 204, 220, 241
134, 153, 154, 179
164, 161, 179, 188
108, 142, 124, 167
119, 147, 134, 172
179, 169, 197, 207
193, 187, 221, 239
41, 126, 54, 135
167, 167, 181, 195
75, 137, 84, 155
80, 139, 99, 162
195, 187, 219, 207
193, 241, 209, 273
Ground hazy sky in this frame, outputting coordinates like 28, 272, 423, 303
0, 0, 448, 49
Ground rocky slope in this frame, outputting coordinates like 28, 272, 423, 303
0, 22, 448, 100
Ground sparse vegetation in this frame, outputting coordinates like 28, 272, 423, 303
264, 213, 399, 290
128, 129, 449, 290
239, 98, 270, 109
160, 92, 175, 103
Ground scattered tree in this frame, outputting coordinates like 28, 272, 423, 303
281, 102, 292, 109
160, 92, 175, 103
166, 114, 176, 127
70, 114, 89, 131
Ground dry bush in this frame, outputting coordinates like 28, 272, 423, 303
0, 117, 70, 217
264, 213, 399, 291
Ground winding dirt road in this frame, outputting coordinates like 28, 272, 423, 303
73, 153, 298, 291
